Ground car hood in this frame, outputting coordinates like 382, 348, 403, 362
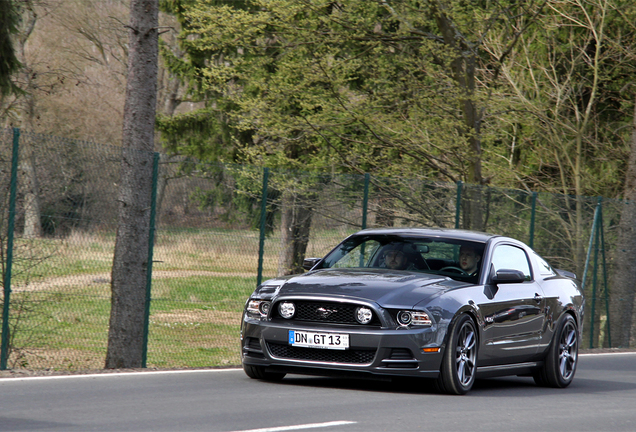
255, 268, 465, 309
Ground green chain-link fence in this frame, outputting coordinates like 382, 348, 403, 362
0, 128, 622, 371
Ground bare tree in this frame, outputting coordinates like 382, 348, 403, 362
611, 97, 636, 348
105, 0, 158, 369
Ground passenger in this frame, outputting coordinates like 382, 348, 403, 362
459, 245, 481, 277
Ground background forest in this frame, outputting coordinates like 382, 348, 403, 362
4, 0, 635, 196
2, 0, 636, 365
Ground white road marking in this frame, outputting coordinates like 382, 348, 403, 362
2, 350, 635, 382
579, 351, 636, 356
228, 421, 357, 432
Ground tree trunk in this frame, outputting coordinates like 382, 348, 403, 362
611, 97, 636, 348
12, 2, 42, 238
277, 192, 313, 276
434, 8, 485, 231
20, 151, 41, 238
0, 0, 22, 96
105, 0, 158, 369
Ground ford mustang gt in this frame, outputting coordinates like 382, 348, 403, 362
240, 228, 584, 394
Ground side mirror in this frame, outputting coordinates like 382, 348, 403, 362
491, 269, 526, 284
302, 258, 322, 271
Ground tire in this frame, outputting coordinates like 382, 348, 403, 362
533, 314, 578, 388
436, 314, 478, 395
243, 364, 286, 381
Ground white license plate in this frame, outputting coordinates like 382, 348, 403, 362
288, 330, 349, 350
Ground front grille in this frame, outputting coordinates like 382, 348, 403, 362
267, 342, 376, 364
272, 301, 381, 326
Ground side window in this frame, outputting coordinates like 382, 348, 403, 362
491, 245, 532, 280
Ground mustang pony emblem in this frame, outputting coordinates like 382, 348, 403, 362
316, 307, 337, 318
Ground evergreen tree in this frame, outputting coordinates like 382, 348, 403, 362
0, 0, 21, 96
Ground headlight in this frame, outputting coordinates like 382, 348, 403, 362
355, 307, 373, 324
247, 299, 270, 318
279, 302, 296, 319
397, 311, 412, 326
397, 310, 432, 327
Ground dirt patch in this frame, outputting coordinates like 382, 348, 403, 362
4, 348, 106, 371
14, 270, 256, 292
152, 309, 241, 326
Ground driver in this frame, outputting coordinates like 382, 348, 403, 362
459, 245, 481, 277
384, 249, 408, 270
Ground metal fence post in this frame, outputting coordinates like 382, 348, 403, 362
361, 173, 370, 230
589, 201, 601, 349
455, 181, 463, 229
257, 168, 269, 287
141, 152, 159, 368
599, 199, 611, 347
1, 128, 20, 370
581, 199, 601, 293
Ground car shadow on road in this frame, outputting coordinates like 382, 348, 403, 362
0, 417, 75, 432
258, 373, 636, 396
271, 374, 441, 395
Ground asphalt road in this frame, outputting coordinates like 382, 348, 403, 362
1, 352, 634, 432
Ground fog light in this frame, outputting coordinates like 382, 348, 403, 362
355, 307, 373, 324
279, 302, 295, 319
397, 311, 412, 326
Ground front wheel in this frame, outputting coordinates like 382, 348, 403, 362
436, 314, 478, 395
533, 314, 578, 388
243, 364, 286, 381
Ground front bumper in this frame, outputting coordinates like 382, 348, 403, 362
241, 316, 444, 379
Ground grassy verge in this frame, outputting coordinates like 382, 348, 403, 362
4, 227, 353, 370
8, 275, 254, 370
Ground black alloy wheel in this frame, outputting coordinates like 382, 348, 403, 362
437, 314, 478, 395
533, 314, 578, 388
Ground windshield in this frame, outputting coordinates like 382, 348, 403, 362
320, 235, 485, 282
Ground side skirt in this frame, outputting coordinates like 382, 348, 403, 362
476, 362, 542, 379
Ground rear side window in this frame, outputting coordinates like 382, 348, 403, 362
533, 251, 556, 277
491, 245, 532, 280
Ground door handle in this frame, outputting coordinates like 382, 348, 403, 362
534, 293, 543, 303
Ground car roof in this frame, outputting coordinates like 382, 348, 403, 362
352, 227, 500, 243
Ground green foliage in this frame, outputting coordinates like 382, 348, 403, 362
485, 0, 636, 199
159, 0, 636, 213
159, 0, 537, 184
0, 0, 22, 96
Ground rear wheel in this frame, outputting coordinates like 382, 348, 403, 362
533, 314, 578, 388
243, 364, 286, 381
436, 314, 478, 395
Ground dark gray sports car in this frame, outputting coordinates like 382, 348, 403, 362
240, 228, 584, 394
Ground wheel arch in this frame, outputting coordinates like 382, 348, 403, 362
555, 306, 580, 334
443, 305, 481, 349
